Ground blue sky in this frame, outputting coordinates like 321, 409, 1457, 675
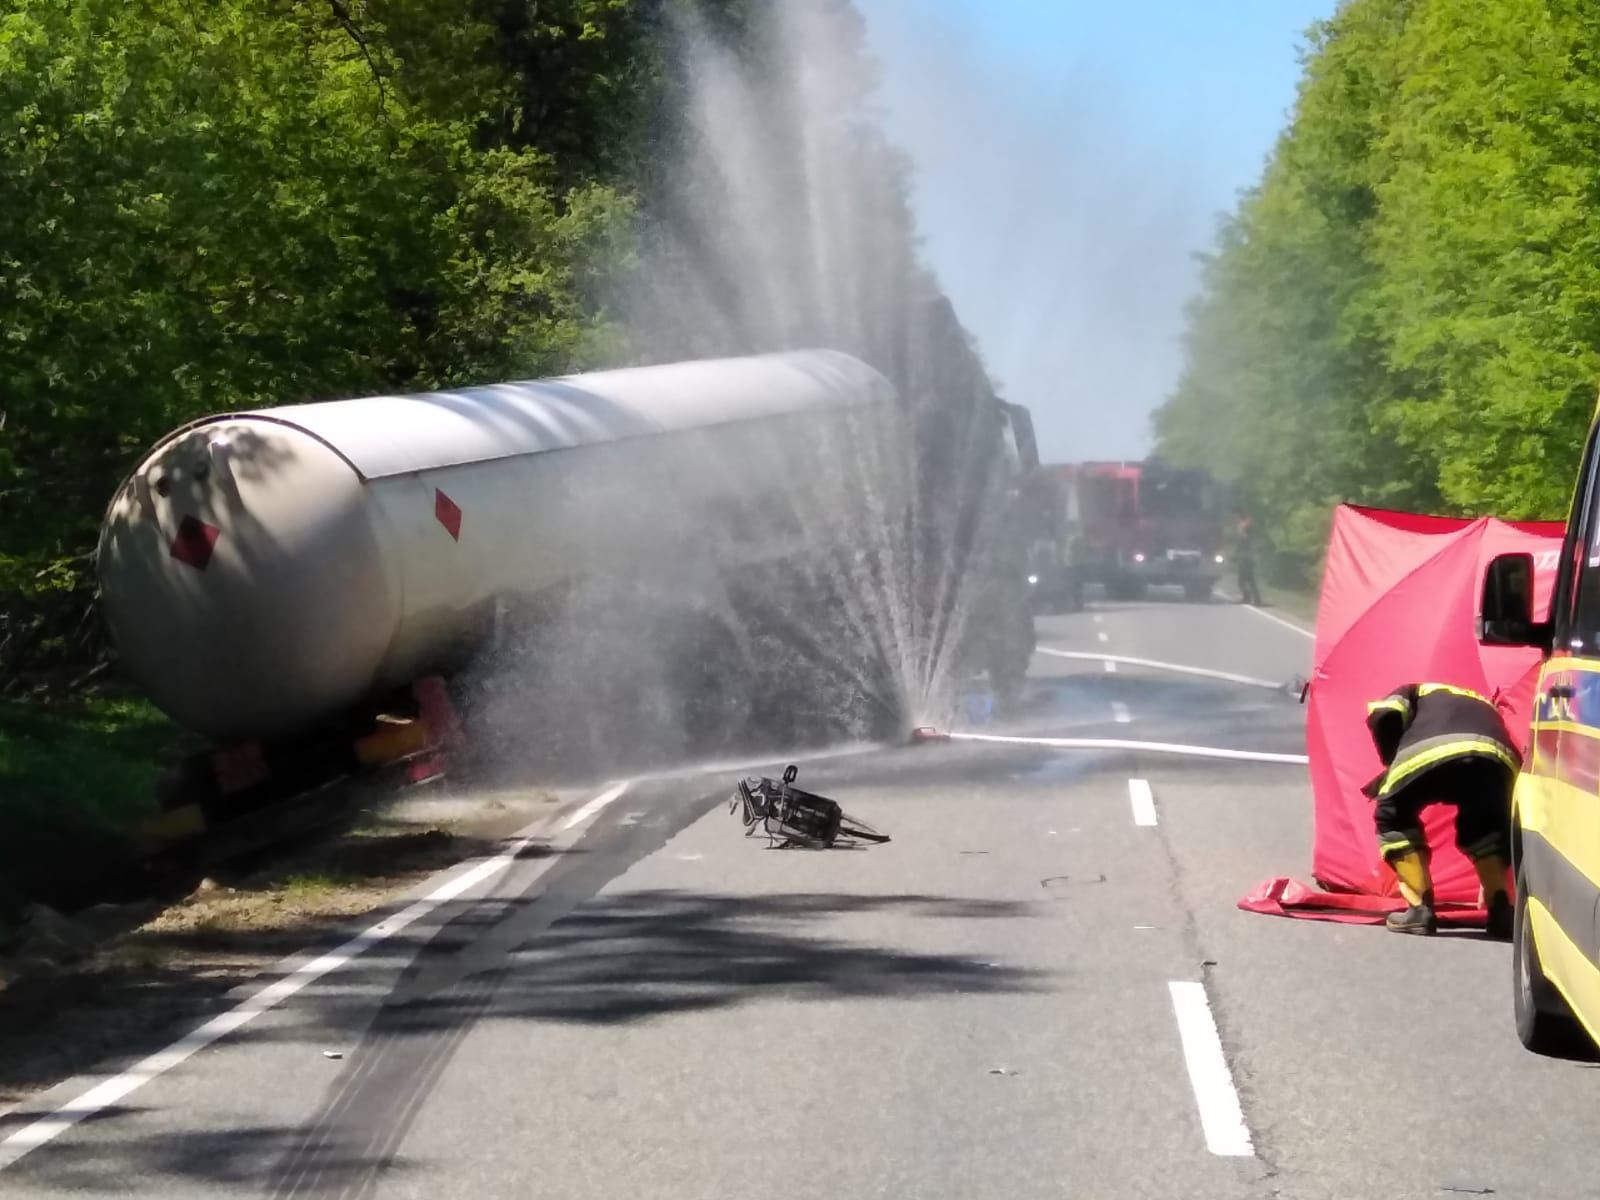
854, 0, 1336, 460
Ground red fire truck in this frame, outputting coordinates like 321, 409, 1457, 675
1026, 459, 1227, 604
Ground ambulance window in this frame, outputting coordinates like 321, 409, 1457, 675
1560, 425, 1600, 650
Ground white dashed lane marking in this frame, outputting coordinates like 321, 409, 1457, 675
1128, 778, 1157, 826
1168, 981, 1255, 1157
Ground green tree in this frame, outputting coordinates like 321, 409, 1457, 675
0, 0, 630, 681
1368, 0, 1600, 517
1158, 0, 1600, 582
1158, 0, 1419, 577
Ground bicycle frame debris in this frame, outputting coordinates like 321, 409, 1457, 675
730, 765, 891, 849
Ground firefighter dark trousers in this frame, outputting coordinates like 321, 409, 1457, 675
1236, 560, 1262, 607
1374, 759, 1512, 865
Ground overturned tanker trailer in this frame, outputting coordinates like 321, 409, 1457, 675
97, 350, 916, 833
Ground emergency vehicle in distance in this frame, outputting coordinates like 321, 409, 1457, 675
1024, 459, 1227, 607
1480, 418, 1600, 1056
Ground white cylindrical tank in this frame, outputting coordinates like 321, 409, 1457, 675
98, 350, 905, 742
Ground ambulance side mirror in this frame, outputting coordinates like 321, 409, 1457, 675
1480, 553, 1548, 649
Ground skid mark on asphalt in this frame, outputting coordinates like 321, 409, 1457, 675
266, 784, 724, 1198
0, 786, 625, 1173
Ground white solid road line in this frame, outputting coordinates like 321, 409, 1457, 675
1128, 778, 1157, 826
559, 780, 630, 831
1168, 981, 1255, 1157
1037, 647, 1283, 690
0, 781, 630, 1171
1112, 702, 1132, 724
1245, 603, 1314, 639
947, 731, 1309, 765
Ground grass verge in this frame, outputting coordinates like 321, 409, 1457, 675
0, 791, 557, 1109
1258, 581, 1318, 628
0, 692, 193, 920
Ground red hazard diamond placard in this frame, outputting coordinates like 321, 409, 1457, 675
434, 488, 462, 541
169, 514, 220, 571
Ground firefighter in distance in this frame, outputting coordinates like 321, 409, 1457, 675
1362, 683, 1519, 937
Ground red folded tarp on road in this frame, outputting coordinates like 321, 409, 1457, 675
1240, 505, 1563, 923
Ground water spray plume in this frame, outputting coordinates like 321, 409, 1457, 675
463, 0, 1024, 781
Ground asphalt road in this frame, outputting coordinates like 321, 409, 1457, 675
4, 595, 1599, 1199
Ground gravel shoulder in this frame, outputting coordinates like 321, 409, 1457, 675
0, 780, 560, 1113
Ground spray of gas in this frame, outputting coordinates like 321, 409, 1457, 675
458, 0, 1023, 781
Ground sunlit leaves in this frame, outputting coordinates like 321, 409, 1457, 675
1156, 0, 1600, 577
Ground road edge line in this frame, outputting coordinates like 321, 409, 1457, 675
947, 731, 1308, 765
1245, 604, 1314, 639
0, 781, 629, 1171
1035, 647, 1284, 690
559, 780, 630, 831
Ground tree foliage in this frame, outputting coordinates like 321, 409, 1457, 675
0, 0, 966, 686
0, 0, 654, 681
1156, 0, 1600, 579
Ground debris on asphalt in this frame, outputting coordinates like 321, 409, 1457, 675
729, 765, 891, 849
987, 1067, 1018, 1076
1040, 874, 1107, 890
323, 1050, 344, 1059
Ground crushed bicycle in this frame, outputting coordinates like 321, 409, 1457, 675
729, 765, 891, 849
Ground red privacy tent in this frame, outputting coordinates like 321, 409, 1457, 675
1240, 505, 1563, 924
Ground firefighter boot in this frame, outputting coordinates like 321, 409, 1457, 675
1385, 849, 1437, 936
1474, 854, 1514, 941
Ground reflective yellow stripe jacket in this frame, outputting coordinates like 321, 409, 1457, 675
1361, 683, 1520, 801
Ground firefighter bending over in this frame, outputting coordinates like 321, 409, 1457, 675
1362, 683, 1519, 937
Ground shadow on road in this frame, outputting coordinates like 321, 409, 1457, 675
471, 887, 1046, 1024
2, 888, 1046, 1194
5, 1120, 417, 1195
250, 887, 1049, 1197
